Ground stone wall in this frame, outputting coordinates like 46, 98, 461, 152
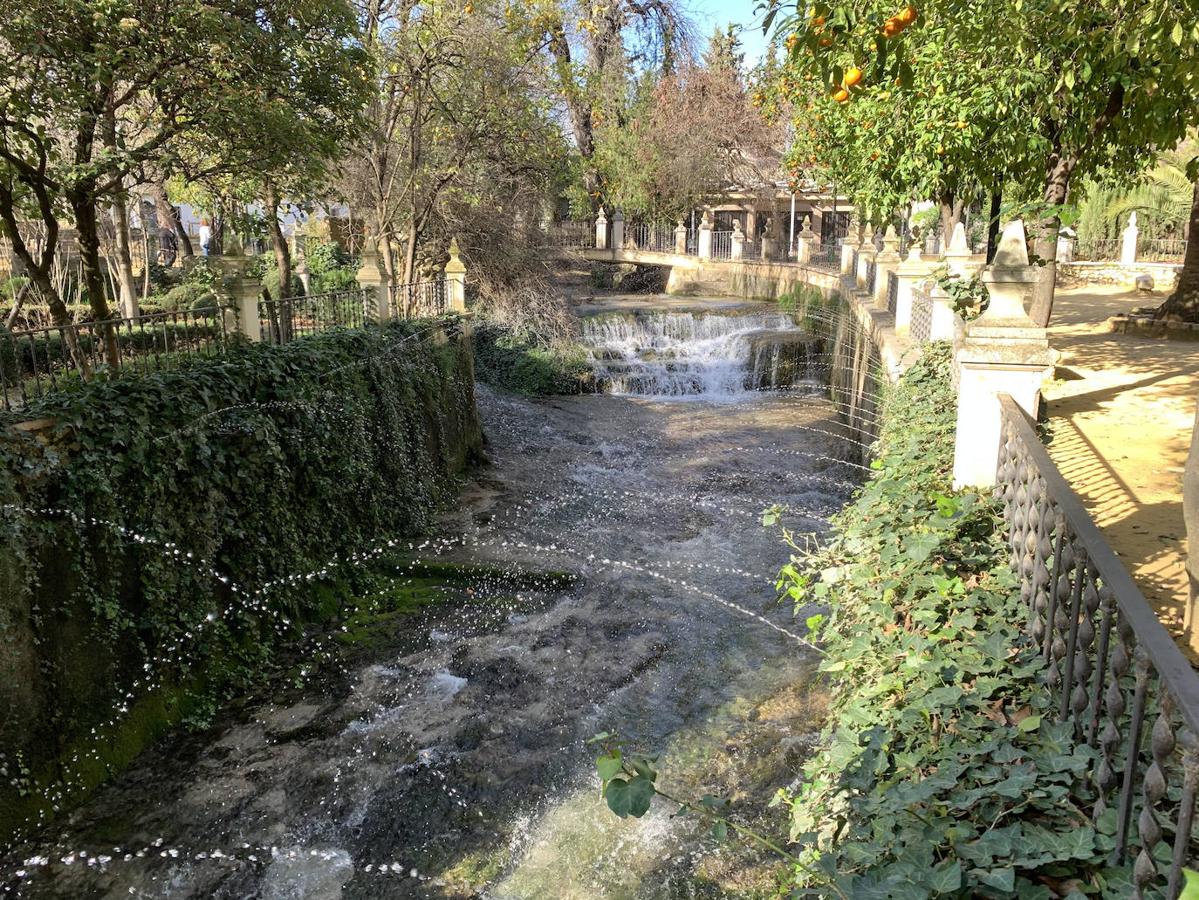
1059, 260, 1181, 290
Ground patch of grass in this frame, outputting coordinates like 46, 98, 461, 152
472, 324, 594, 396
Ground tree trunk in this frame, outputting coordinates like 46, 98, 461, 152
67, 189, 120, 366
110, 196, 139, 318
986, 186, 1002, 264
1028, 154, 1076, 327
548, 24, 600, 206
401, 219, 419, 315
152, 184, 193, 259
1155, 178, 1199, 322
263, 180, 293, 339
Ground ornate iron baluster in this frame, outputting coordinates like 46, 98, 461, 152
1070, 562, 1102, 737
1088, 582, 1116, 748
1168, 731, 1199, 899
1117, 648, 1153, 862
1134, 689, 1175, 898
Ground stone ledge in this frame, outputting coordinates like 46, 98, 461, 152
1107, 314, 1199, 341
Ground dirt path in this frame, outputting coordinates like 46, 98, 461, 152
1042, 285, 1198, 656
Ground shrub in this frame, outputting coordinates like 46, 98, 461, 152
776, 345, 1127, 897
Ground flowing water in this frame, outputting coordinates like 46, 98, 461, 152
2, 298, 865, 899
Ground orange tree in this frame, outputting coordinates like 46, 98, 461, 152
759, 0, 1199, 324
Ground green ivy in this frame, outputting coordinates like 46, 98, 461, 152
775, 345, 1131, 898
0, 322, 482, 834
471, 324, 594, 396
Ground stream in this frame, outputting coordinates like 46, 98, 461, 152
2, 298, 865, 899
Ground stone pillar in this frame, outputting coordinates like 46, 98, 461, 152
444, 237, 467, 312
928, 280, 957, 341
951, 219, 1056, 489
943, 221, 979, 279
760, 218, 776, 262
214, 253, 261, 342
356, 238, 391, 322
795, 216, 817, 265
1121, 212, 1139, 264
611, 209, 625, 253
856, 234, 877, 289
674, 220, 688, 255
872, 225, 903, 309
1057, 230, 1075, 263
596, 209, 609, 251
893, 244, 927, 333
731, 221, 745, 261
697, 210, 714, 260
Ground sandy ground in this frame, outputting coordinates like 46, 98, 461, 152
1042, 284, 1198, 655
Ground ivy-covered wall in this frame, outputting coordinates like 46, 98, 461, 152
0, 322, 483, 840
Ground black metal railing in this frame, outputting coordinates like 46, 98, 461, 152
546, 221, 596, 250
851, 248, 861, 281
910, 284, 933, 343
865, 257, 878, 295
886, 270, 899, 315
390, 279, 447, 319
997, 395, 1199, 899
261, 288, 369, 345
1, 307, 229, 410
808, 244, 841, 271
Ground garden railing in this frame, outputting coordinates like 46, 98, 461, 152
886, 270, 899, 316
997, 394, 1199, 899
910, 283, 934, 344
261, 287, 370, 345
807, 244, 841, 272
546, 221, 596, 250
711, 230, 733, 260
1, 306, 229, 410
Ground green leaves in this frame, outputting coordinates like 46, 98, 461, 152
603, 774, 656, 819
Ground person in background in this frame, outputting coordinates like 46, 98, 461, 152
198, 218, 212, 256
159, 224, 178, 267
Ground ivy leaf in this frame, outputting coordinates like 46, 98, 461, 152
928, 858, 962, 892
596, 751, 623, 782
1180, 869, 1199, 900
711, 820, 729, 842
1017, 714, 1041, 733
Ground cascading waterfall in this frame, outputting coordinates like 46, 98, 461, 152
580, 310, 822, 398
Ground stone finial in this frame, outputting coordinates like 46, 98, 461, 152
444, 237, 466, 274
596, 207, 608, 223
732, 220, 744, 236
948, 221, 970, 254
903, 242, 924, 263
882, 224, 900, 253
1128, 211, 1138, 229
799, 215, 814, 236
701, 208, 715, 228
992, 218, 1030, 268
613, 208, 624, 222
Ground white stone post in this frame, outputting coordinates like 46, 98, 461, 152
856, 232, 878, 289
215, 253, 261, 342
951, 219, 1056, 489
760, 218, 776, 262
1121, 212, 1139, 264
731, 221, 745, 261
893, 244, 927, 333
873, 225, 902, 309
596, 208, 609, 251
444, 237, 467, 312
697, 210, 714, 260
1056, 230, 1075, 263
611, 209, 625, 252
943, 221, 980, 279
795, 216, 816, 265
840, 215, 858, 274
928, 281, 957, 341
355, 239, 392, 322
674, 220, 688, 255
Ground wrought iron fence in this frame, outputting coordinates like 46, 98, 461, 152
910, 283, 933, 343
1, 307, 229, 410
546, 221, 596, 250
390, 279, 448, 319
1139, 238, 1187, 262
712, 231, 733, 259
743, 239, 762, 261
851, 248, 861, 281
261, 288, 370, 345
886, 270, 898, 315
865, 256, 878, 295
808, 244, 841, 271
997, 395, 1199, 899
628, 223, 678, 253
1074, 238, 1122, 261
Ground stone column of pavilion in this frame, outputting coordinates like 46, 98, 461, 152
697, 209, 715, 259
595, 208, 609, 251
951, 219, 1056, 489
795, 216, 817, 265
731, 220, 745, 261
872, 225, 903, 310
355, 235, 392, 323
855, 228, 878, 290
214, 237, 262, 342
943, 221, 983, 279
444, 238, 468, 313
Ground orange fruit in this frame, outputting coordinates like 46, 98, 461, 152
881, 19, 899, 36
819, 36, 833, 46
832, 87, 850, 103
813, 14, 827, 25
844, 67, 863, 87
897, 5, 917, 25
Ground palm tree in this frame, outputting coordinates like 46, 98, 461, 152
1104, 149, 1193, 247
